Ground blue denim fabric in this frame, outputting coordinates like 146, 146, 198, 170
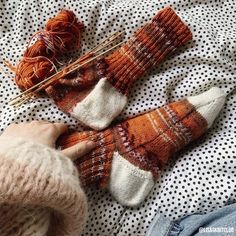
146, 203, 236, 236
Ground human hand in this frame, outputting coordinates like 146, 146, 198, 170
1, 121, 96, 161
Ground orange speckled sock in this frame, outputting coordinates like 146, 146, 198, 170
57, 87, 226, 207
49, 7, 193, 130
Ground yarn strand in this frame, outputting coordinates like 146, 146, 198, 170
12, 9, 84, 91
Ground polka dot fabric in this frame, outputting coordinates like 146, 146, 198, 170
0, 0, 235, 235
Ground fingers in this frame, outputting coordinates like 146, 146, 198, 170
45, 123, 68, 146
52, 123, 68, 137
61, 141, 96, 161
31, 121, 68, 138
30, 121, 68, 146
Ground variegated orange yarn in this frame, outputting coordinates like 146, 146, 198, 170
14, 10, 84, 91
57, 99, 208, 188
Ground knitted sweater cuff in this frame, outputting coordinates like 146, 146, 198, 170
105, 7, 192, 94
0, 136, 88, 236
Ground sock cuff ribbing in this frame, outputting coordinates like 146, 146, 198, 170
105, 7, 192, 94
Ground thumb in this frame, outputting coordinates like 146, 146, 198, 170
61, 141, 96, 161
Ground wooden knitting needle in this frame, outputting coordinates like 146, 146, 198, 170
58, 32, 124, 70
9, 32, 124, 105
11, 42, 123, 106
11, 41, 123, 107
92, 32, 123, 54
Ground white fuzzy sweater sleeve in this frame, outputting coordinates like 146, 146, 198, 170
0, 136, 88, 236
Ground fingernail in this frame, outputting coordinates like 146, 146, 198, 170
86, 141, 96, 149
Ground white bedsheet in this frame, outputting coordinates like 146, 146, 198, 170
0, 0, 235, 235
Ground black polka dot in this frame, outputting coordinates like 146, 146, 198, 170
0, 1, 236, 235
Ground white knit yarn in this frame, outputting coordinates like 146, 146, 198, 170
187, 87, 226, 128
108, 152, 154, 207
71, 78, 127, 130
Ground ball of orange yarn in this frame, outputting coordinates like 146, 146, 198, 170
14, 10, 84, 91
15, 58, 55, 91
23, 40, 53, 58
45, 9, 84, 53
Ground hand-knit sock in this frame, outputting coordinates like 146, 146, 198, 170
57, 87, 226, 207
50, 7, 193, 130
45, 58, 107, 112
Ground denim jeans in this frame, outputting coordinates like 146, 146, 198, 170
146, 203, 236, 236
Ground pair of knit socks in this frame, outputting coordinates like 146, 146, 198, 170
50, 7, 226, 207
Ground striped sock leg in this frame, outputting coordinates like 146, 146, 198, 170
69, 7, 193, 130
